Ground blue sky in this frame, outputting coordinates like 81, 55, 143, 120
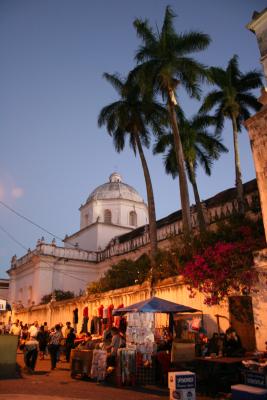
0, 0, 265, 277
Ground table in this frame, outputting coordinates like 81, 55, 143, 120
195, 356, 257, 396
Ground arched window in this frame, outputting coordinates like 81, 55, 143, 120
129, 211, 137, 226
28, 286, 32, 305
84, 213, 88, 227
104, 209, 112, 224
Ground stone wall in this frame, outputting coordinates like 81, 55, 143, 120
251, 248, 267, 351
14, 277, 230, 339
245, 91, 267, 241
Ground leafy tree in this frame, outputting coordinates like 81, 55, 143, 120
132, 5, 211, 236
200, 55, 262, 214
40, 289, 74, 304
87, 254, 151, 294
98, 73, 167, 278
154, 108, 228, 233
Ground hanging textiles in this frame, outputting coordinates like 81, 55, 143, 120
117, 349, 136, 385
81, 317, 89, 333
91, 350, 107, 381
83, 307, 88, 317
107, 304, 114, 328
73, 308, 78, 324
98, 305, 104, 318
114, 304, 124, 328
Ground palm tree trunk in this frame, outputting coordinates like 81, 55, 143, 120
167, 89, 192, 237
231, 114, 245, 214
135, 134, 157, 293
188, 161, 207, 234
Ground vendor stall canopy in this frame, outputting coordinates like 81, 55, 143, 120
112, 297, 200, 315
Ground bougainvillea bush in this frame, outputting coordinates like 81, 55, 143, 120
179, 218, 265, 305
87, 216, 265, 303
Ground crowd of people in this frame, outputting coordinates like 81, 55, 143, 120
195, 327, 245, 358
0, 319, 126, 374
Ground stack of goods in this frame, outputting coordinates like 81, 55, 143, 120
242, 359, 267, 388
117, 348, 136, 385
168, 371, 196, 400
231, 360, 267, 400
91, 350, 107, 381
70, 349, 93, 378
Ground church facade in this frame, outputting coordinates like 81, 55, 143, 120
7, 173, 149, 307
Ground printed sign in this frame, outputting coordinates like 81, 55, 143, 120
175, 374, 196, 389
245, 371, 267, 388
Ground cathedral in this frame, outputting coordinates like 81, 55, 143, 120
7, 173, 149, 307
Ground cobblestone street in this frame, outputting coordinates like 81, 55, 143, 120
0, 353, 214, 400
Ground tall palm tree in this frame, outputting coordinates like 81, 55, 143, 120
98, 73, 167, 279
132, 5, 211, 237
200, 55, 262, 214
153, 108, 228, 233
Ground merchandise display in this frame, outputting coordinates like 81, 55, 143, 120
91, 349, 107, 381
117, 348, 136, 385
126, 312, 157, 363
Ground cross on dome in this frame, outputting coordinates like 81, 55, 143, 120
109, 172, 122, 183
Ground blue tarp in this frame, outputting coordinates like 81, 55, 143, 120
112, 296, 200, 315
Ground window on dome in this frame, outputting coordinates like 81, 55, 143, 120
104, 209, 112, 224
129, 211, 137, 226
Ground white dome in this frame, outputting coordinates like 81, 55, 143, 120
86, 173, 144, 203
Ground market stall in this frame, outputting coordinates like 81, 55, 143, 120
112, 296, 201, 385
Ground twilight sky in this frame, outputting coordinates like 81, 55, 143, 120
0, 0, 265, 278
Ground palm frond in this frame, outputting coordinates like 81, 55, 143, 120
237, 93, 262, 113
161, 6, 176, 38
133, 18, 156, 50
164, 148, 178, 178
227, 55, 241, 80
238, 70, 263, 92
113, 128, 125, 152
209, 66, 228, 87
199, 90, 223, 113
98, 101, 123, 129
103, 73, 125, 95
153, 132, 173, 154
174, 31, 211, 55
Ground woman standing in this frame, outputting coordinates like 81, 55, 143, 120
24, 335, 39, 373
37, 325, 49, 360
48, 324, 63, 370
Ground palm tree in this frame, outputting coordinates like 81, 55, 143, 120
200, 55, 262, 214
132, 5, 211, 236
98, 73, 167, 279
153, 108, 228, 233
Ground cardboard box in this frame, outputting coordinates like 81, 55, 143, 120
244, 371, 267, 388
168, 371, 196, 389
231, 384, 267, 400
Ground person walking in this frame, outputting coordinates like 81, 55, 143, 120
28, 321, 38, 338
65, 327, 76, 362
48, 324, 63, 370
37, 325, 49, 360
24, 335, 39, 373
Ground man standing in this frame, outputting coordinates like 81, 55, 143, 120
28, 321, 38, 338
10, 320, 21, 336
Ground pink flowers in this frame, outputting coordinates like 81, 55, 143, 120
180, 226, 264, 305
